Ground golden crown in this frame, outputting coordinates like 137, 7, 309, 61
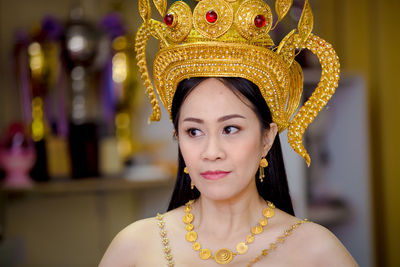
135, 0, 340, 166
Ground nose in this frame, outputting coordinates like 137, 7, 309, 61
201, 134, 226, 161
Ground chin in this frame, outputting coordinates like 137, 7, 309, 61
197, 184, 245, 201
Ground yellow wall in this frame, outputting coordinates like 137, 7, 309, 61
315, 0, 400, 266
378, 2, 400, 267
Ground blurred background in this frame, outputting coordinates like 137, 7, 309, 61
0, 0, 398, 266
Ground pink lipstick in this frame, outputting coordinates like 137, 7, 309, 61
200, 170, 231, 180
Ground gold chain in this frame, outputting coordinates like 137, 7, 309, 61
246, 219, 310, 266
183, 200, 276, 265
157, 213, 175, 267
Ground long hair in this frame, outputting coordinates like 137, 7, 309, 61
167, 77, 294, 215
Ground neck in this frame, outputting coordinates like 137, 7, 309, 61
192, 188, 266, 240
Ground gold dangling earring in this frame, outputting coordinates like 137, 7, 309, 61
185, 167, 194, 189
259, 157, 268, 183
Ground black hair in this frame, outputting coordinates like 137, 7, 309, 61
167, 77, 294, 215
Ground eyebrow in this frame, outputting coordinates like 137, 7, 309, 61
183, 114, 246, 123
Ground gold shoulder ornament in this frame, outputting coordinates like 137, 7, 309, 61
135, 0, 340, 166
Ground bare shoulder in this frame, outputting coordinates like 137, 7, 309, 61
98, 216, 159, 267
267, 209, 358, 266
286, 219, 359, 266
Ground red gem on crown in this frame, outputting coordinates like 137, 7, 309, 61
254, 15, 266, 28
206, 10, 218, 23
164, 14, 174, 26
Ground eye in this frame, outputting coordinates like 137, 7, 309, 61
223, 126, 239, 135
187, 128, 203, 137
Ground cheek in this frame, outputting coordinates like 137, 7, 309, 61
179, 139, 200, 167
238, 134, 261, 151
231, 135, 263, 173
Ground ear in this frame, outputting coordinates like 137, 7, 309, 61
262, 123, 278, 156
173, 129, 178, 140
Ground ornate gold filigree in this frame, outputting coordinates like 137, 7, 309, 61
153, 43, 295, 131
135, 0, 340, 165
165, 1, 193, 43
235, 0, 273, 40
135, 23, 161, 122
193, 0, 234, 39
298, 0, 313, 45
276, 29, 296, 65
273, 0, 292, 29
153, 0, 167, 17
288, 34, 340, 166
139, 0, 151, 22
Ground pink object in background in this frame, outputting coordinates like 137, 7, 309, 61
0, 123, 36, 188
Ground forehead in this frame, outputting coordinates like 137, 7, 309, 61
179, 78, 255, 120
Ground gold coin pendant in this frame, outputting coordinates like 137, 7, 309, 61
251, 225, 263, 235
185, 223, 194, 231
246, 234, 255, 243
259, 217, 268, 226
192, 242, 201, 250
236, 242, 248, 254
262, 207, 274, 218
184, 205, 192, 213
215, 248, 233, 264
186, 231, 198, 242
183, 213, 194, 223
199, 248, 212, 259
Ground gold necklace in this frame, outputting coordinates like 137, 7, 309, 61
183, 200, 276, 265
246, 219, 310, 266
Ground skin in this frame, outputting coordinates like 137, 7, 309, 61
99, 78, 358, 267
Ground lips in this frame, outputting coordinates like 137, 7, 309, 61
200, 170, 231, 180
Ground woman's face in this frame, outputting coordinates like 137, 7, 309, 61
177, 78, 277, 201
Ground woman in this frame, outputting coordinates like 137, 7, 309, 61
99, 77, 357, 266
100, 0, 358, 265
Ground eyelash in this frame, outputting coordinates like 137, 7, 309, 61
187, 128, 201, 137
185, 126, 240, 137
223, 125, 240, 134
